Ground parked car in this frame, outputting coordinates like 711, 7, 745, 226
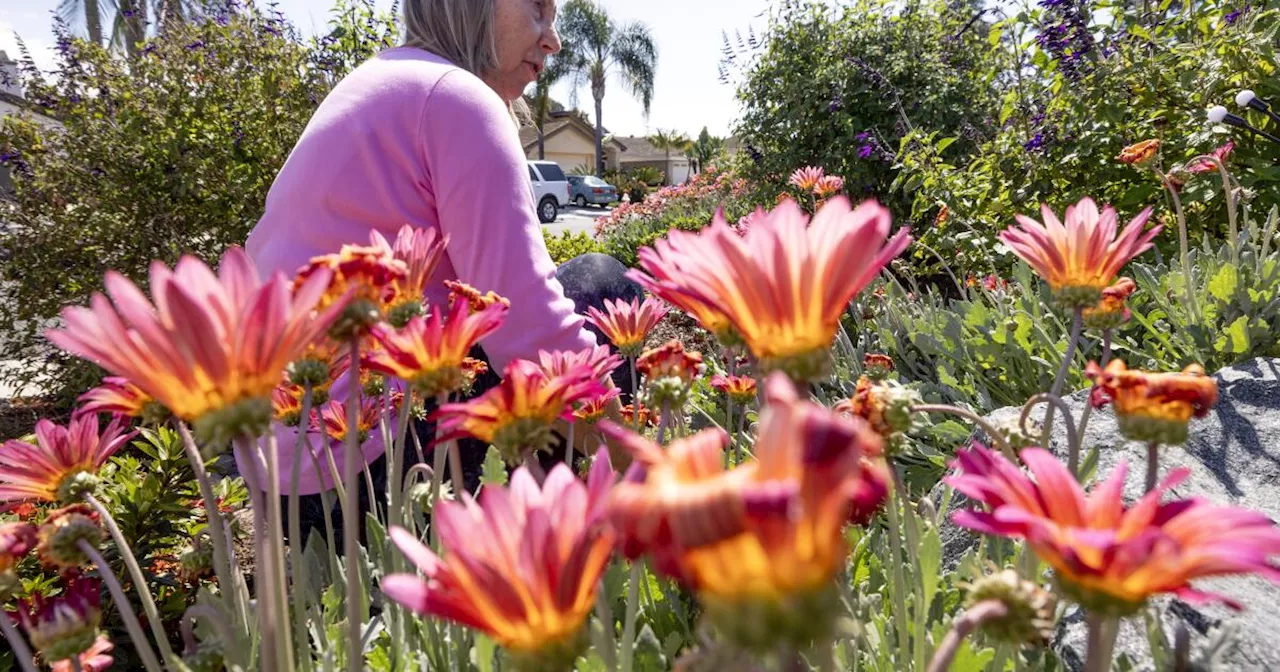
527, 161, 570, 223
566, 175, 619, 207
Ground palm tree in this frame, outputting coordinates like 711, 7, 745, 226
558, 0, 658, 176
58, 0, 112, 47
649, 129, 691, 185
689, 127, 725, 175
531, 53, 572, 161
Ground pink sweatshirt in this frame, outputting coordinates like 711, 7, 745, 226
245, 47, 595, 494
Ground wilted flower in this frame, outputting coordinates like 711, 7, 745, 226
813, 174, 844, 198
833, 376, 920, 451
75, 377, 158, 422
383, 452, 616, 669
605, 374, 881, 650
1085, 360, 1218, 444
935, 205, 951, 227
947, 444, 1280, 615
296, 242, 405, 310
0, 415, 131, 504
637, 340, 704, 408
445, 280, 510, 314
19, 578, 103, 664
364, 300, 508, 397
37, 504, 103, 570
47, 247, 346, 448
999, 198, 1159, 307
371, 225, 447, 326
1117, 139, 1161, 165
435, 360, 604, 465
584, 297, 669, 358
1184, 141, 1234, 174
1082, 277, 1137, 331
633, 198, 911, 382
863, 353, 894, 379
620, 403, 657, 428
710, 374, 758, 405
788, 166, 825, 192
964, 569, 1057, 646
50, 634, 114, 672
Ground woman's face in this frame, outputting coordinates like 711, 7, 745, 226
485, 0, 561, 101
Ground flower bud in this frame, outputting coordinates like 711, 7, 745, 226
966, 569, 1057, 646
37, 505, 103, 570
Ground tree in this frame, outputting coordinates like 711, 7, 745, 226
649, 129, 691, 185
532, 53, 571, 160
689, 126, 725, 174
557, 0, 658, 176
0, 0, 399, 403
57, 0, 110, 47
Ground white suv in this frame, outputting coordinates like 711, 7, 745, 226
527, 161, 570, 223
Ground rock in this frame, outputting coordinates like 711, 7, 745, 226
935, 357, 1280, 671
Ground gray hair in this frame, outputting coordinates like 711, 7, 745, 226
402, 0, 530, 120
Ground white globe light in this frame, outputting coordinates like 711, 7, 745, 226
1236, 90, 1257, 107
1207, 106, 1229, 123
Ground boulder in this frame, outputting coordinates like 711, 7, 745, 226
937, 357, 1280, 671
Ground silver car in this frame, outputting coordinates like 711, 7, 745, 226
567, 175, 619, 208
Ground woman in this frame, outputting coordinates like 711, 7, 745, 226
246, 0, 637, 541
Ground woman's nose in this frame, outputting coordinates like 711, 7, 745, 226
543, 25, 562, 55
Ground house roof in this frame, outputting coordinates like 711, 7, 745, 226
612, 136, 690, 163
520, 113, 626, 153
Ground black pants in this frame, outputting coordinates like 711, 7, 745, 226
287, 253, 641, 546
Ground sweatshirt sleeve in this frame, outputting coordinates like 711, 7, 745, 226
420, 70, 596, 371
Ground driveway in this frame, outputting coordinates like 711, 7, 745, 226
543, 204, 612, 237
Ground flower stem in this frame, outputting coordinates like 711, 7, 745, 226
430, 395, 448, 551
1160, 174, 1201, 324
1084, 614, 1120, 672
566, 420, 576, 470
343, 337, 363, 672
926, 600, 1010, 672
78, 540, 164, 672
1020, 393, 1081, 476
893, 468, 930, 672
82, 493, 177, 665
0, 609, 39, 672
289, 387, 316, 672
619, 561, 643, 672
1042, 308, 1083, 451
629, 357, 640, 431
885, 473, 912, 670
233, 437, 279, 672
177, 423, 248, 640
657, 402, 671, 445
263, 432, 296, 672
71, 655, 83, 672
1075, 330, 1112, 447
1146, 442, 1160, 494
911, 404, 1014, 459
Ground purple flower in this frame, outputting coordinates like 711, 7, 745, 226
185, 40, 205, 50
857, 145, 875, 159
1224, 9, 1242, 24
1024, 133, 1048, 151
829, 96, 842, 112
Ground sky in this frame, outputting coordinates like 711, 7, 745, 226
1, 0, 773, 138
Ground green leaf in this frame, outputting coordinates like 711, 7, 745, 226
475, 635, 497, 672
1214, 315, 1250, 354
949, 640, 996, 671
1208, 264, 1239, 303
919, 527, 943, 611
480, 446, 508, 488
633, 624, 667, 671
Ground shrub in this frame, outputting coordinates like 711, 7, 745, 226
542, 229, 603, 265
0, 0, 397, 404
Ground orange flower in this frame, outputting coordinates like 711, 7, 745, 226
461, 357, 490, 394
0, 415, 131, 504
604, 374, 880, 649
710, 374, 757, 405
1117, 138, 1161, 165
584, 296, 669, 357
445, 280, 510, 314
813, 174, 844, 198
633, 198, 910, 381
574, 388, 621, 424
310, 396, 390, 445
948, 444, 1280, 615
364, 299, 509, 397
999, 198, 1160, 307
383, 452, 616, 666
434, 360, 605, 464
630, 235, 738, 343
862, 353, 894, 378
1082, 277, 1137, 330
47, 247, 346, 447
1085, 360, 1218, 444
371, 225, 447, 324
538, 344, 623, 383
787, 166, 825, 192
935, 205, 951, 227
272, 384, 305, 426
636, 340, 704, 382
295, 243, 406, 310
75, 377, 154, 420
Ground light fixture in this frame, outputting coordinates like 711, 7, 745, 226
1208, 105, 1280, 145
1235, 89, 1280, 126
